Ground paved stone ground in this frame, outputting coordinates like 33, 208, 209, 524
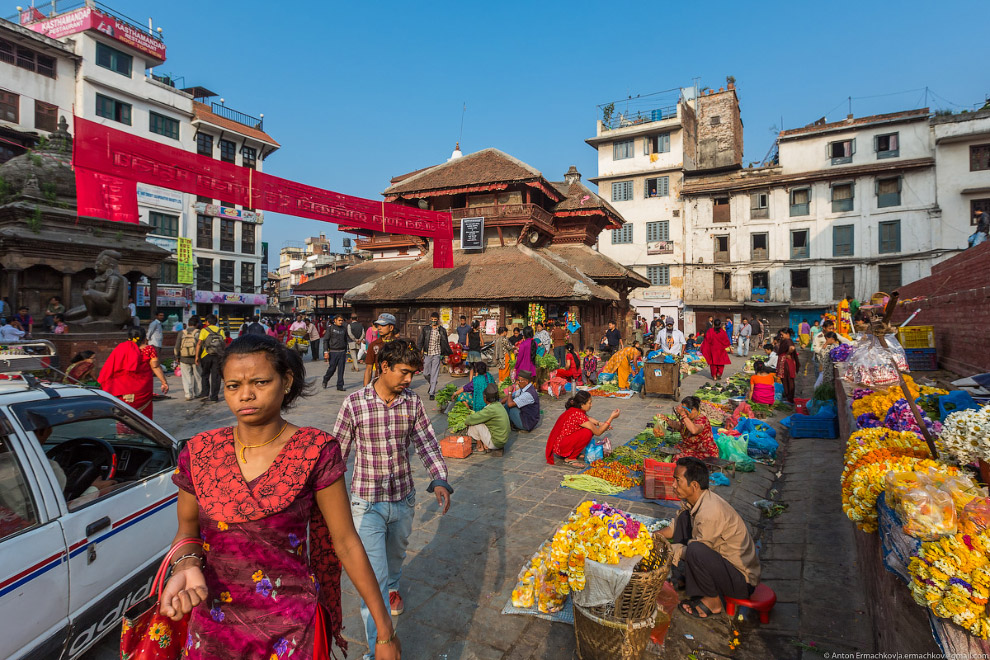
83, 350, 871, 659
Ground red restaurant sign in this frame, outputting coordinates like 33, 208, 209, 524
25, 7, 167, 64
72, 117, 454, 268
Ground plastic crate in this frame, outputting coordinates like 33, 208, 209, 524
898, 326, 935, 349
643, 459, 678, 501
440, 435, 473, 459
905, 348, 937, 371
788, 414, 839, 439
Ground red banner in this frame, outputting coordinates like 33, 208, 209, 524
72, 118, 453, 268
26, 7, 167, 63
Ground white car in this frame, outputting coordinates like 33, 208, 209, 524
0, 342, 179, 659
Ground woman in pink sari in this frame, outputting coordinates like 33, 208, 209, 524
515, 326, 537, 376
160, 335, 399, 660
98, 328, 168, 419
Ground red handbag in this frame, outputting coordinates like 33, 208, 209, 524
121, 539, 203, 660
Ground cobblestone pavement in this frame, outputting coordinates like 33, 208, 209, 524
82, 350, 872, 659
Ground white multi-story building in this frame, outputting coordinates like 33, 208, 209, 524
932, 108, 990, 240
588, 85, 744, 325
14, 4, 278, 324
679, 107, 963, 334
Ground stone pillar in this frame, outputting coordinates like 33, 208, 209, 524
62, 272, 72, 308
6, 268, 21, 311
149, 278, 159, 318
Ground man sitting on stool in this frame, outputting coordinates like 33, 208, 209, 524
660, 457, 760, 618
502, 369, 540, 432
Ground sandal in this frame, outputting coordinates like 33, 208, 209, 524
563, 459, 585, 469
678, 597, 721, 619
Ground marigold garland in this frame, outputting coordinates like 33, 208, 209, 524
909, 531, 990, 637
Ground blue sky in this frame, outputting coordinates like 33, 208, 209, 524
100, 1, 989, 253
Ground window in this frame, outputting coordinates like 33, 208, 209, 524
791, 269, 810, 302
713, 197, 730, 223
833, 267, 855, 300
833, 224, 854, 257
970, 144, 990, 171
710, 115, 721, 126
219, 260, 235, 292
878, 264, 902, 291
647, 265, 669, 286
34, 100, 57, 132
790, 229, 809, 259
879, 220, 901, 253
149, 112, 179, 140
196, 214, 213, 249
611, 224, 633, 244
972, 199, 990, 225
875, 133, 899, 159
220, 139, 236, 163
95, 41, 131, 76
241, 262, 255, 292
645, 176, 669, 198
611, 181, 634, 202
714, 272, 732, 300
790, 187, 811, 216
751, 271, 769, 290
242, 146, 257, 169
148, 211, 179, 237
751, 232, 768, 260
714, 235, 730, 263
613, 139, 634, 160
829, 138, 855, 165
831, 182, 854, 212
0, 38, 56, 77
0, 89, 18, 122
159, 262, 178, 285
644, 133, 670, 155
876, 176, 901, 208
15, 396, 176, 511
646, 221, 669, 242
241, 223, 256, 254
220, 219, 236, 252
196, 257, 213, 290
196, 133, 213, 157
196, 194, 213, 204
95, 93, 131, 125
220, 200, 234, 208
0, 434, 39, 539
750, 191, 769, 219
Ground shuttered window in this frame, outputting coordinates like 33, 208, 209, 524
613, 140, 634, 160
833, 267, 855, 300
833, 225, 854, 257
646, 221, 669, 242
790, 187, 810, 216
611, 181, 634, 202
831, 182, 854, 212
647, 265, 669, 286
878, 264, 902, 291
611, 224, 633, 244
876, 133, 899, 159
645, 176, 669, 197
879, 220, 901, 253
876, 176, 901, 208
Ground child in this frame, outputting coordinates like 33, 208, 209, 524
685, 333, 697, 351
762, 343, 778, 370
53, 314, 68, 334
582, 348, 600, 386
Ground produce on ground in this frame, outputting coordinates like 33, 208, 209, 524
435, 384, 457, 409
446, 401, 471, 433
535, 353, 559, 371
584, 459, 643, 489
813, 382, 836, 402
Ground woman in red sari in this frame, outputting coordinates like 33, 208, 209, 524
700, 319, 732, 381
776, 327, 800, 404
98, 328, 168, 419
544, 390, 620, 467
160, 335, 398, 660
661, 396, 718, 460
554, 343, 581, 382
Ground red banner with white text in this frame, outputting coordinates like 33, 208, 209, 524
72, 117, 453, 268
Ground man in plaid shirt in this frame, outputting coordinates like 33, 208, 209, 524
333, 339, 452, 659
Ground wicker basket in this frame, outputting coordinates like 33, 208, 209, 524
603, 533, 672, 620
574, 604, 657, 660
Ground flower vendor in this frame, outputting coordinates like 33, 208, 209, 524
544, 390, 620, 467
502, 369, 541, 432
660, 457, 761, 619
464, 383, 510, 454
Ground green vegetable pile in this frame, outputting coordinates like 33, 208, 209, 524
446, 401, 471, 433
499, 375, 513, 392
597, 381, 620, 393
610, 428, 679, 466
917, 393, 941, 419
695, 375, 748, 402
435, 384, 457, 409
749, 402, 775, 417
812, 382, 836, 402
535, 353, 559, 371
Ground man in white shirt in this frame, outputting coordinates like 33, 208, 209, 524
126, 297, 139, 328
289, 314, 307, 333
657, 319, 686, 356
736, 318, 752, 357
147, 311, 165, 349
0, 318, 25, 342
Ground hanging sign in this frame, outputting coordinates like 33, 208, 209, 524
177, 237, 194, 285
460, 217, 484, 251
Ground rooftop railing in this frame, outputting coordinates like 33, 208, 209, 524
211, 102, 263, 131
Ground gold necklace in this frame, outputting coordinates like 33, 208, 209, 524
234, 421, 289, 463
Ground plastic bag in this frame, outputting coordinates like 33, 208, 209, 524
173, 364, 182, 378
710, 472, 731, 486
715, 432, 755, 471
896, 484, 957, 541
585, 443, 604, 464
842, 334, 902, 388
960, 498, 990, 535
747, 432, 778, 459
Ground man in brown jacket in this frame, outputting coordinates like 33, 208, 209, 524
661, 457, 760, 618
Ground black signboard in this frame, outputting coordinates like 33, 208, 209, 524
460, 216, 484, 250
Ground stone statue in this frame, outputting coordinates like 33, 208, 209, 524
65, 249, 130, 328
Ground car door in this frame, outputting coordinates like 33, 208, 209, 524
0, 411, 70, 660
8, 394, 178, 658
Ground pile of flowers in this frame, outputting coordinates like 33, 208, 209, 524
830, 343, 854, 362
883, 399, 943, 436
511, 501, 654, 613
584, 460, 643, 489
909, 531, 990, 638
940, 406, 990, 466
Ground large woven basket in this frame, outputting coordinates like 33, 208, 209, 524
604, 532, 672, 620
574, 604, 657, 660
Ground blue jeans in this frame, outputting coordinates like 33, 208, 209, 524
506, 405, 530, 431
351, 492, 416, 659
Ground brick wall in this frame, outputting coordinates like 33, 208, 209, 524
696, 88, 743, 170
48, 332, 179, 378
891, 241, 990, 375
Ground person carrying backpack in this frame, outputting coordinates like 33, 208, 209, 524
174, 315, 202, 400
195, 313, 226, 402
242, 315, 267, 337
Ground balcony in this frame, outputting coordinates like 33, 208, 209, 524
211, 102, 263, 131
602, 106, 677, 131
451, 203, 553, 229
355, 234, 420, 251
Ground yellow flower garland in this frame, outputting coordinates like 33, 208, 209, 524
910, 531, 990, 638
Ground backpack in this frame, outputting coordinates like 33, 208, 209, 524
179, 329, 198, 359
203, 327, 226, 355
246, 322, 265, 336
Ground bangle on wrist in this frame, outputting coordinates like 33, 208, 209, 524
172, 553, 203, 569
376, 629, 396, 645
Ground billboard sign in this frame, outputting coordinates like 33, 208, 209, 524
26, 7, 167, 63
460, 216, 484, 250
647, 241, 674, 255
194, 202, 261, 223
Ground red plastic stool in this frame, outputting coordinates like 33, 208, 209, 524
725, 584, 776, 623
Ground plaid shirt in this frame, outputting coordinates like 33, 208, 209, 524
333, 382, 449, 502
